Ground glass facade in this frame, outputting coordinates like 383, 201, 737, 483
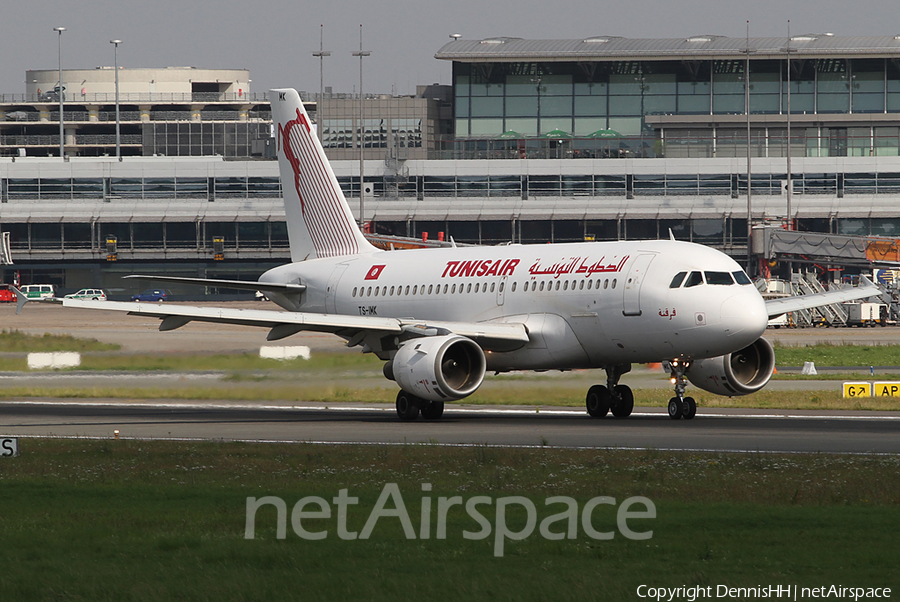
453, 57, 900, 158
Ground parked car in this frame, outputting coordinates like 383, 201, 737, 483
0, 284, 16, 303
20, 284, 56, 299
131, 289, 167, 302
64, 288, 107, 301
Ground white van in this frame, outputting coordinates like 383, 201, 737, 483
20, 284, 57, 300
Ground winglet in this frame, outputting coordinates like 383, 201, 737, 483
12, 286, 27, 315
668, 228, 676, 241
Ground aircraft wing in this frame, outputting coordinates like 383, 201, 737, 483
765, 277, 882, 318
122, 275, 306, 295
59, 299, 529, 350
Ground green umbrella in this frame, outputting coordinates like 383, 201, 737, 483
539, 129, 573, 139
496, 130, 524, 139
587, 129, 622, 138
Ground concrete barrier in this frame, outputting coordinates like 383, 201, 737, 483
27, 352, 81, 370
259, 346, 311, 361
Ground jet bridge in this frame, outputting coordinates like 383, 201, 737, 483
754, 226, 900, 269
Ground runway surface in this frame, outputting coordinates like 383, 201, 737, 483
2, 400, 898, 454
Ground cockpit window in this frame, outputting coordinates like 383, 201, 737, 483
669, 272, 687, 288
732, 270, 752, 285
684, 271, 703, 287
705, 271, 734, 285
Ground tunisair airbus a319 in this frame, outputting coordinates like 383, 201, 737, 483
22, 88, 879, 421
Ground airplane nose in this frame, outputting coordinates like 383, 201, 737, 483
720, 290, 768, 344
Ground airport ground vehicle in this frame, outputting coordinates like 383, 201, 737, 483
0, 284, 15, 303
20, 284, 56, 299
64, 288, 107, 301
132, 289, 167, 302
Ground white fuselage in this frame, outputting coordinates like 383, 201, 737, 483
260, 239, 768, 371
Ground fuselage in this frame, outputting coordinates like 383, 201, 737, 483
260, 239, 768, 370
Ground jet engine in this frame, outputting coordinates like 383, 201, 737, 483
686, 338, 775, 396
386, 334, 486, 402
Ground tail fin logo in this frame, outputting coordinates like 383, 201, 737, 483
277, 107, 361, 258
278, 109, 312, 214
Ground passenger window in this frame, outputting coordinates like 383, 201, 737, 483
367, 286, 372, 296
540, 281, 545, 291
732, 270, 752, 285
684, 272, 703, 287
563, 281, 568, 291
555, 281, 560, 291
451, 284, 456, 294
579, 280, 584, 290
669, 272, 687, 288
705, 271, 734, 285
428, 285, 433, 294
352, 287, 357, 297
443, 284, 448, 294
405, 286, 410, 295
490, 282, 496, 293
611, 279, 617, 289
603, 279, 608, 289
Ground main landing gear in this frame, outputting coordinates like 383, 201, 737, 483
395, 390, 444, 421
586, 364, 634, 418
666, 358, 696, 420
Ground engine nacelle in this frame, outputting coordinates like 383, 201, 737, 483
389, 334, 486, 402
687, 338, 775, 396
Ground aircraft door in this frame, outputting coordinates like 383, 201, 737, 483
325, 263, 349, 313
622, 253, 655, 317
496, 276, 507, 306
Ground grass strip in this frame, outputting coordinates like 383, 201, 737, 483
0, 328, 120, 352
0, 440, 897, 600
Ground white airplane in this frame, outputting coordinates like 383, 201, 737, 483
25, 88, 881, 421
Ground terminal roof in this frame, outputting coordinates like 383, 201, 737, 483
435, 35, 900, 62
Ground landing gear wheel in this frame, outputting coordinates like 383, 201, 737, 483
682, 397, 697, 420
395, 390, 421, 421
586, 385, 611, 418
667, 397, 683, 420
611, 385, 634, 418
421, 401, 444, 420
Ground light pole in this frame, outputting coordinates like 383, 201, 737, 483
311, 25, 330, 144
745, 21, 752, 273
786, 22, 792, 232
351, 25, 370, 229
53, 26, 65, 159
110, 39, 122, 161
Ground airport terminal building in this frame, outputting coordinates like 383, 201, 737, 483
2, 35, 900, 295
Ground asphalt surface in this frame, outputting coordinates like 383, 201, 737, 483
2, 401, 898, 454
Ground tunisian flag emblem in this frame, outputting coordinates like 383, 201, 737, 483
365, 265, 386, 280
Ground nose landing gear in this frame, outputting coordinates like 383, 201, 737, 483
666, 358, 696, 420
